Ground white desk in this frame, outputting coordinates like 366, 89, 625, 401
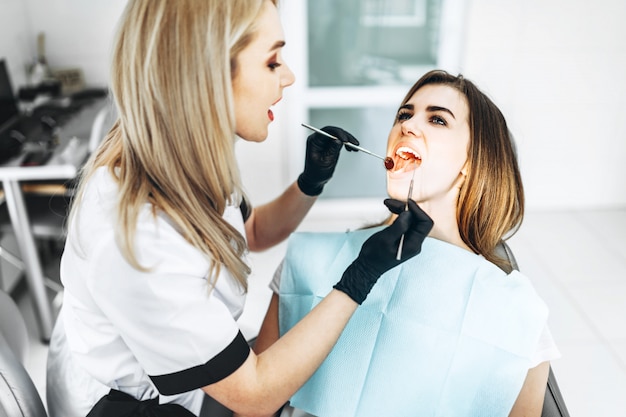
0, 97, 109, 341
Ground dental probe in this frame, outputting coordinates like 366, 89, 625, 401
301, 123, 394, 170
396, 160, 417, 260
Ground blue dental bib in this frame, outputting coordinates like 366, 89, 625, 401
279, 229, 548, 417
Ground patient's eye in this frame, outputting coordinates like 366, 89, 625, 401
430, 115, 447, 126
396, 110, 412, 122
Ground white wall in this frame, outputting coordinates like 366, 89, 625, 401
0, 0, 126, 88
461, 0, 626, 210
0, 0, 35, 87
22, 0, 127, 87
1, 0, 624, 210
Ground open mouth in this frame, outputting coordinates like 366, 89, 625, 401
268, 98, 282, 122
393, 146, 422, 172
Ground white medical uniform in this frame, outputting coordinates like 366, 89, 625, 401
47, 167, 250, 417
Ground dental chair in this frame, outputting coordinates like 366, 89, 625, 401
0, 289, 49, 417
495, 242, 570, 417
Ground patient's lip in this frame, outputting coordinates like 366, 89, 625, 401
391, 142, 422, 173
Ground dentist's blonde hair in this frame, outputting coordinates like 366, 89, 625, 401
73, 0, 277, 290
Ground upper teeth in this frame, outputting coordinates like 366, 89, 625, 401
396, 146, 421, 160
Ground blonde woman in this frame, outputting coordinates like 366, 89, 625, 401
255, 70, 560, 417
46, 1, 433, 416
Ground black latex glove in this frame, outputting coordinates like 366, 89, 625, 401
334, 199, 434, 304
297, 126, 360, 196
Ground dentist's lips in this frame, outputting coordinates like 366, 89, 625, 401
392, 145, 422, 172
268, 98, 282, 122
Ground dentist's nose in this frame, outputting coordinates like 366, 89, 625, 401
281, 63, 296, 88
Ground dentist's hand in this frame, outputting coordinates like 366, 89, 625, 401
334, 199, 433, 304
297, 126, 359, 196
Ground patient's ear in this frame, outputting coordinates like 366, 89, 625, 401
456, 163, 469, 190
460, 161, 468, 177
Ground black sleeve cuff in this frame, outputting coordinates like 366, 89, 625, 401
149, 331, 250, 396
240, 196, 252, 222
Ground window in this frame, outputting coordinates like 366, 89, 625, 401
308, 0, 440, 88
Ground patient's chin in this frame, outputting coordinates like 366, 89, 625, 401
386, 184, 407, 201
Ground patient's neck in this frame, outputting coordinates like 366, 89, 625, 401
387, 199, 474, 254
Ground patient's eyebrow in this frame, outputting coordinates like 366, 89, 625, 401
398, 104, 456, 120
427, 105, 456, 119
